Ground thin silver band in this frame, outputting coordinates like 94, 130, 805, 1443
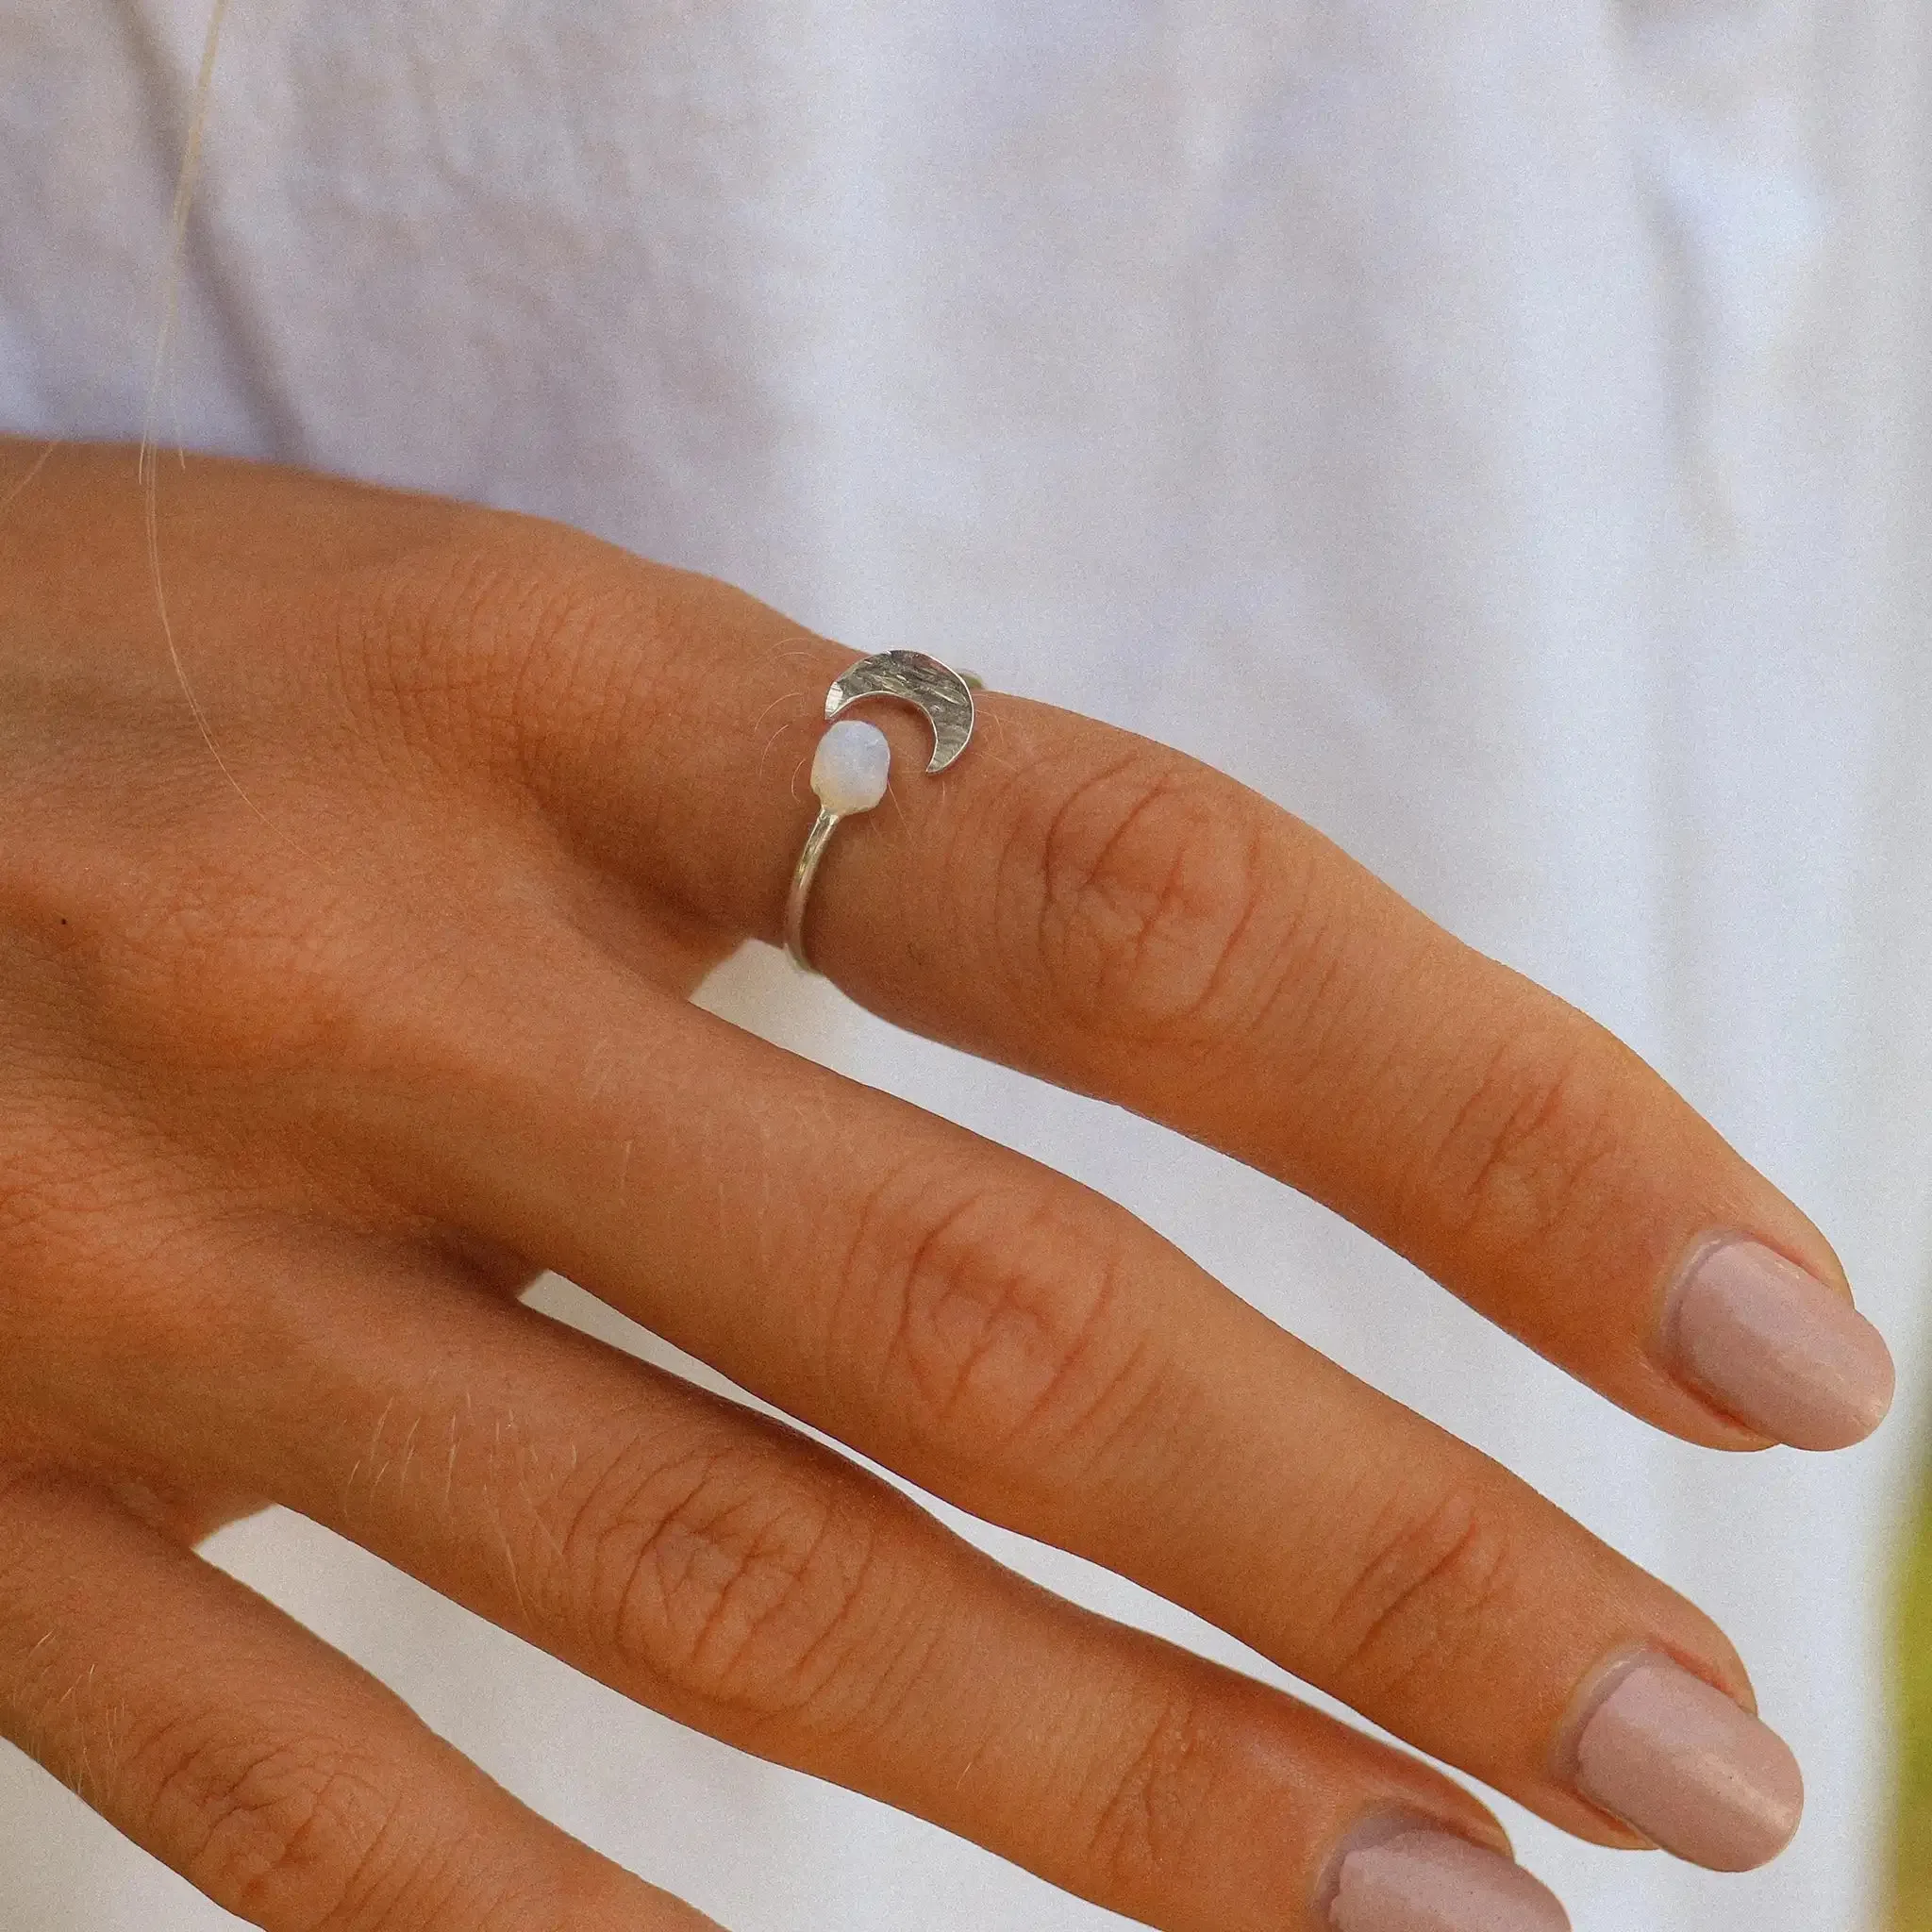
784, 806, 842, 973
785, 651, 981, 976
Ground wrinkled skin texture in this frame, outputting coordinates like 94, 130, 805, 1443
0, 441, 1871, 1932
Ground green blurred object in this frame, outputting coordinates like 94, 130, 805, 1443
1899, 1459, 1932, 1926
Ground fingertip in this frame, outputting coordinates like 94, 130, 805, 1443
1658, 1235, 1897, 1452
1564, 1654, 1803, 1873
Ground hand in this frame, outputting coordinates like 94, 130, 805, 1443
0, 441, 1893, 1932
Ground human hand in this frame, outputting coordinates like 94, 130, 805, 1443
0, 441, 1894, 1932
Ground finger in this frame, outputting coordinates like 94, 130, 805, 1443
147, 1226, 1568, 1932
0, 1467, 724, 1932
336, 930, 1802, 1869
481, 572, 1890, 1452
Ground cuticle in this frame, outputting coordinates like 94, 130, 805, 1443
1552, 1639, 1761, 1795
1550, 1645, 1657, 1787
1650, 1225, 1749, 1363
1649, 1227, 1782, 1444
1309, 1807, 1512, 1928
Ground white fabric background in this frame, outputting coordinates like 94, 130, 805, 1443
1, 3, 1928, 1927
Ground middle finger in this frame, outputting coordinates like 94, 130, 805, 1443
341, 921, 1803, 1871
490, 583, 1886, 1457
134, 1221, 1542, 1932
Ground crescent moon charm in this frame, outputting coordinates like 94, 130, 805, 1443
824, 649, 979, 774
787, 648, 985, 974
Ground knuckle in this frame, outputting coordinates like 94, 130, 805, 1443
0, 741, 438, 1119
1023, 750, 1280, 1050
1415, 1023, 1626, 1259
340, 524, 577, 730
117, 882, 387, 1086
1318, 1482, 1520, 1701
25, 845, 506, 1143
4, 812, 390, 1095
1079, 1691, 1219, 1898
341, 523, 686, 799
135, 1722, 419, 1929
558, 1439, 896, 1734
839, 1164, 1159, 1481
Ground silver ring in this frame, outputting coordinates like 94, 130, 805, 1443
785, 650, 982, 974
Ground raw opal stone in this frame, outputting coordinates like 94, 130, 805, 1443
811, 718, 892, 813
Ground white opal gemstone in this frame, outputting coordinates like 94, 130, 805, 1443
812, 718, 892, 814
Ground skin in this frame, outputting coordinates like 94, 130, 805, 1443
0, 438, 1870, 1930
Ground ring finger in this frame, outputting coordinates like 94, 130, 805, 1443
502, 584, 1890, 1457
321, 922, 1803, 1874
104, 1217, 1572, 1932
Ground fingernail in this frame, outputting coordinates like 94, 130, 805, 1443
1327, 1826, 1569, 1932
1662, 1235, 1894, 1449
1571, 1655, 1803, 1871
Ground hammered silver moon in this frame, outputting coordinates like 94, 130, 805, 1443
824, 650, 978, 774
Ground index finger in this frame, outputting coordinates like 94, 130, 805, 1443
412, 531, 1896, 1454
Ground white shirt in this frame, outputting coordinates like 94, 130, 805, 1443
2, 4, 1927, 1926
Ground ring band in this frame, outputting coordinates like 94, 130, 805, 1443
785, 650, 982, 974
